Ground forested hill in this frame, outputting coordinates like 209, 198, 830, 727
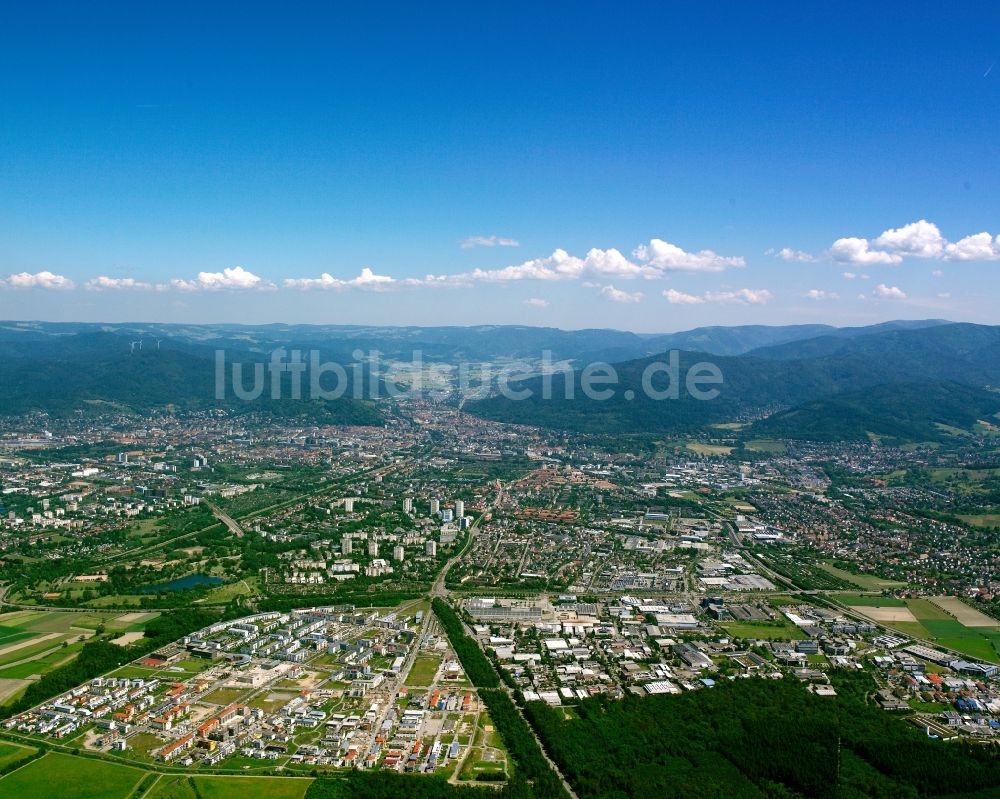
0, 331, 383, 423
0, 318, 949, 362
465, 323, 1000, 441
749, 382, 1000, 443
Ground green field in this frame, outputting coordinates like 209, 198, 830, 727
818, 563, 906, 590
959, 513, 1000, 528
0, 741, 36, 770
0, 626, 34, 646
198, 577, 261, 605
743, 439, 787, 454
685, 442, 733, 456
835, 594, 906, 607
148, 775, 311, 799
0, 752, 146, 799
899, 599, 1000, 663
201, 687, 248, 706
404, 655, 441, 686
721, 620, 799, 641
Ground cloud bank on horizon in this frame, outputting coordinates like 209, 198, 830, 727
1, 221, 995, 316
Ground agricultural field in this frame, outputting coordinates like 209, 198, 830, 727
743, 439, 787, 454
685, 442, 732, 456
756, 553, 855, 590
0, 751, 146, 799
147, 775, 312, 799
0, 741, 35, 770
0, 610, 159, 675
834, 594, 906, 607
848, 597, 1000, 663
928, 596, 1000, 628
0, 609, 161, 706
818, 562, 907, 591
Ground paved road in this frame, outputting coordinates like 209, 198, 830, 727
207, 502, 245, 538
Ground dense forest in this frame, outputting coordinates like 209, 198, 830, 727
523, 673, 1000, 799
750, 381, 1000, 443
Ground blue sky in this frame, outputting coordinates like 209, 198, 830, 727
1, 1, 999, 331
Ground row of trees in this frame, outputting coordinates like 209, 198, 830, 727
431, 598, 500, 688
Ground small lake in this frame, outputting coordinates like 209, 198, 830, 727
139, 573, 223, 593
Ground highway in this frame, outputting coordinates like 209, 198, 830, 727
206, 502, 245, 538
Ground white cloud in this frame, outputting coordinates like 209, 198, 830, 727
468, 238, 743, 284
3, 271, 75, 289
830, 237, 903, 265
943, 232, 1000, 261
284, 267, 400, 291
873, 283, 907, 300
171, 266, 271, 291
634, 238, 745, 272
704, 288, 774, 304
832, 220, 1000, 265
768, 247, 815, 262
467, 249, 583, 282
842, 271, 856, 280
599, 285, 643, 304
459, 235, 520, 249
662, 287, 772, 305
662, 288, 705, 305
523, 297, 549, 308
85, 276, 153, 290
805, 289, 838, 300
468, 247, 660, 282
931, 269, 944, 278
872, 219, 945, 258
